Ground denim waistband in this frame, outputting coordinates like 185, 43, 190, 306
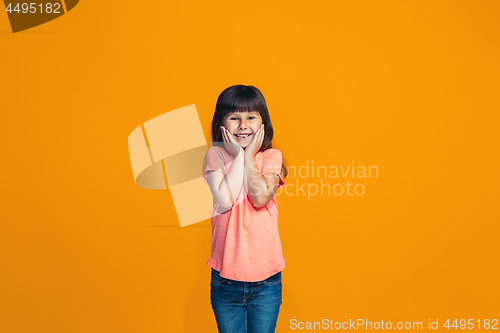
211, 267, 281, 283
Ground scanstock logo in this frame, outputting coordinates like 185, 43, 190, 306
3, 1, 78, 33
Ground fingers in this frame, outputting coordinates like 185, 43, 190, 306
250, 125, 264, 147
221, 126, 230, 143
249, 129, 259, 146
221, 127, 238, 151
220, 126, 227, 143
226, 128, 237, 144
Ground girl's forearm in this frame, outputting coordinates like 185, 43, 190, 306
244, 155, 272, 207
217, 153, 245, 207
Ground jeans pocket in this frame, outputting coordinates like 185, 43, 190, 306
262, 271, 282, 285
211, 270, 229, 285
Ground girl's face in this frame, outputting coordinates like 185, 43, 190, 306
222, 111, 263, 149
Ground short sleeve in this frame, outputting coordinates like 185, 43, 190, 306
203, 146, 229, 184
261, 149, 285, 189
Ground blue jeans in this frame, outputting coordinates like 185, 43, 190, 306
210, 268, 282, 333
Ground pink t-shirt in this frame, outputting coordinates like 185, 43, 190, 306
202, 146, 286, 282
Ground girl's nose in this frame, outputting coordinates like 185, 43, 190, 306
239, 121, 247, 130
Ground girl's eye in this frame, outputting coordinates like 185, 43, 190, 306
230, 116, 256, 120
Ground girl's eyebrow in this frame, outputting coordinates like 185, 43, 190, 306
228, 112, 259, 116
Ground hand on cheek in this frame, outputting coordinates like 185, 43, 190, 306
221, 126, 243, 158
244, 124, 264, 158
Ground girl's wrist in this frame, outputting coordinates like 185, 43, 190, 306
234, 150, 245, 161
244, 155, 256, 166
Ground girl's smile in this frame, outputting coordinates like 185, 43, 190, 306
234, 133, 253, 140
223, 111, 263, 148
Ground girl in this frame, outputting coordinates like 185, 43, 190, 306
202, 85, 288, 333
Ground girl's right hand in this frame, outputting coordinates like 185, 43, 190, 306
221, 126, 243, 158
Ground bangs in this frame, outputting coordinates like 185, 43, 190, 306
219, 86, 266, 116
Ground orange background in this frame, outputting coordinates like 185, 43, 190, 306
1, 1, 499, 332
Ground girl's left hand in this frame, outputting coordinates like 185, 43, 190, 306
244, 124, 264, 158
